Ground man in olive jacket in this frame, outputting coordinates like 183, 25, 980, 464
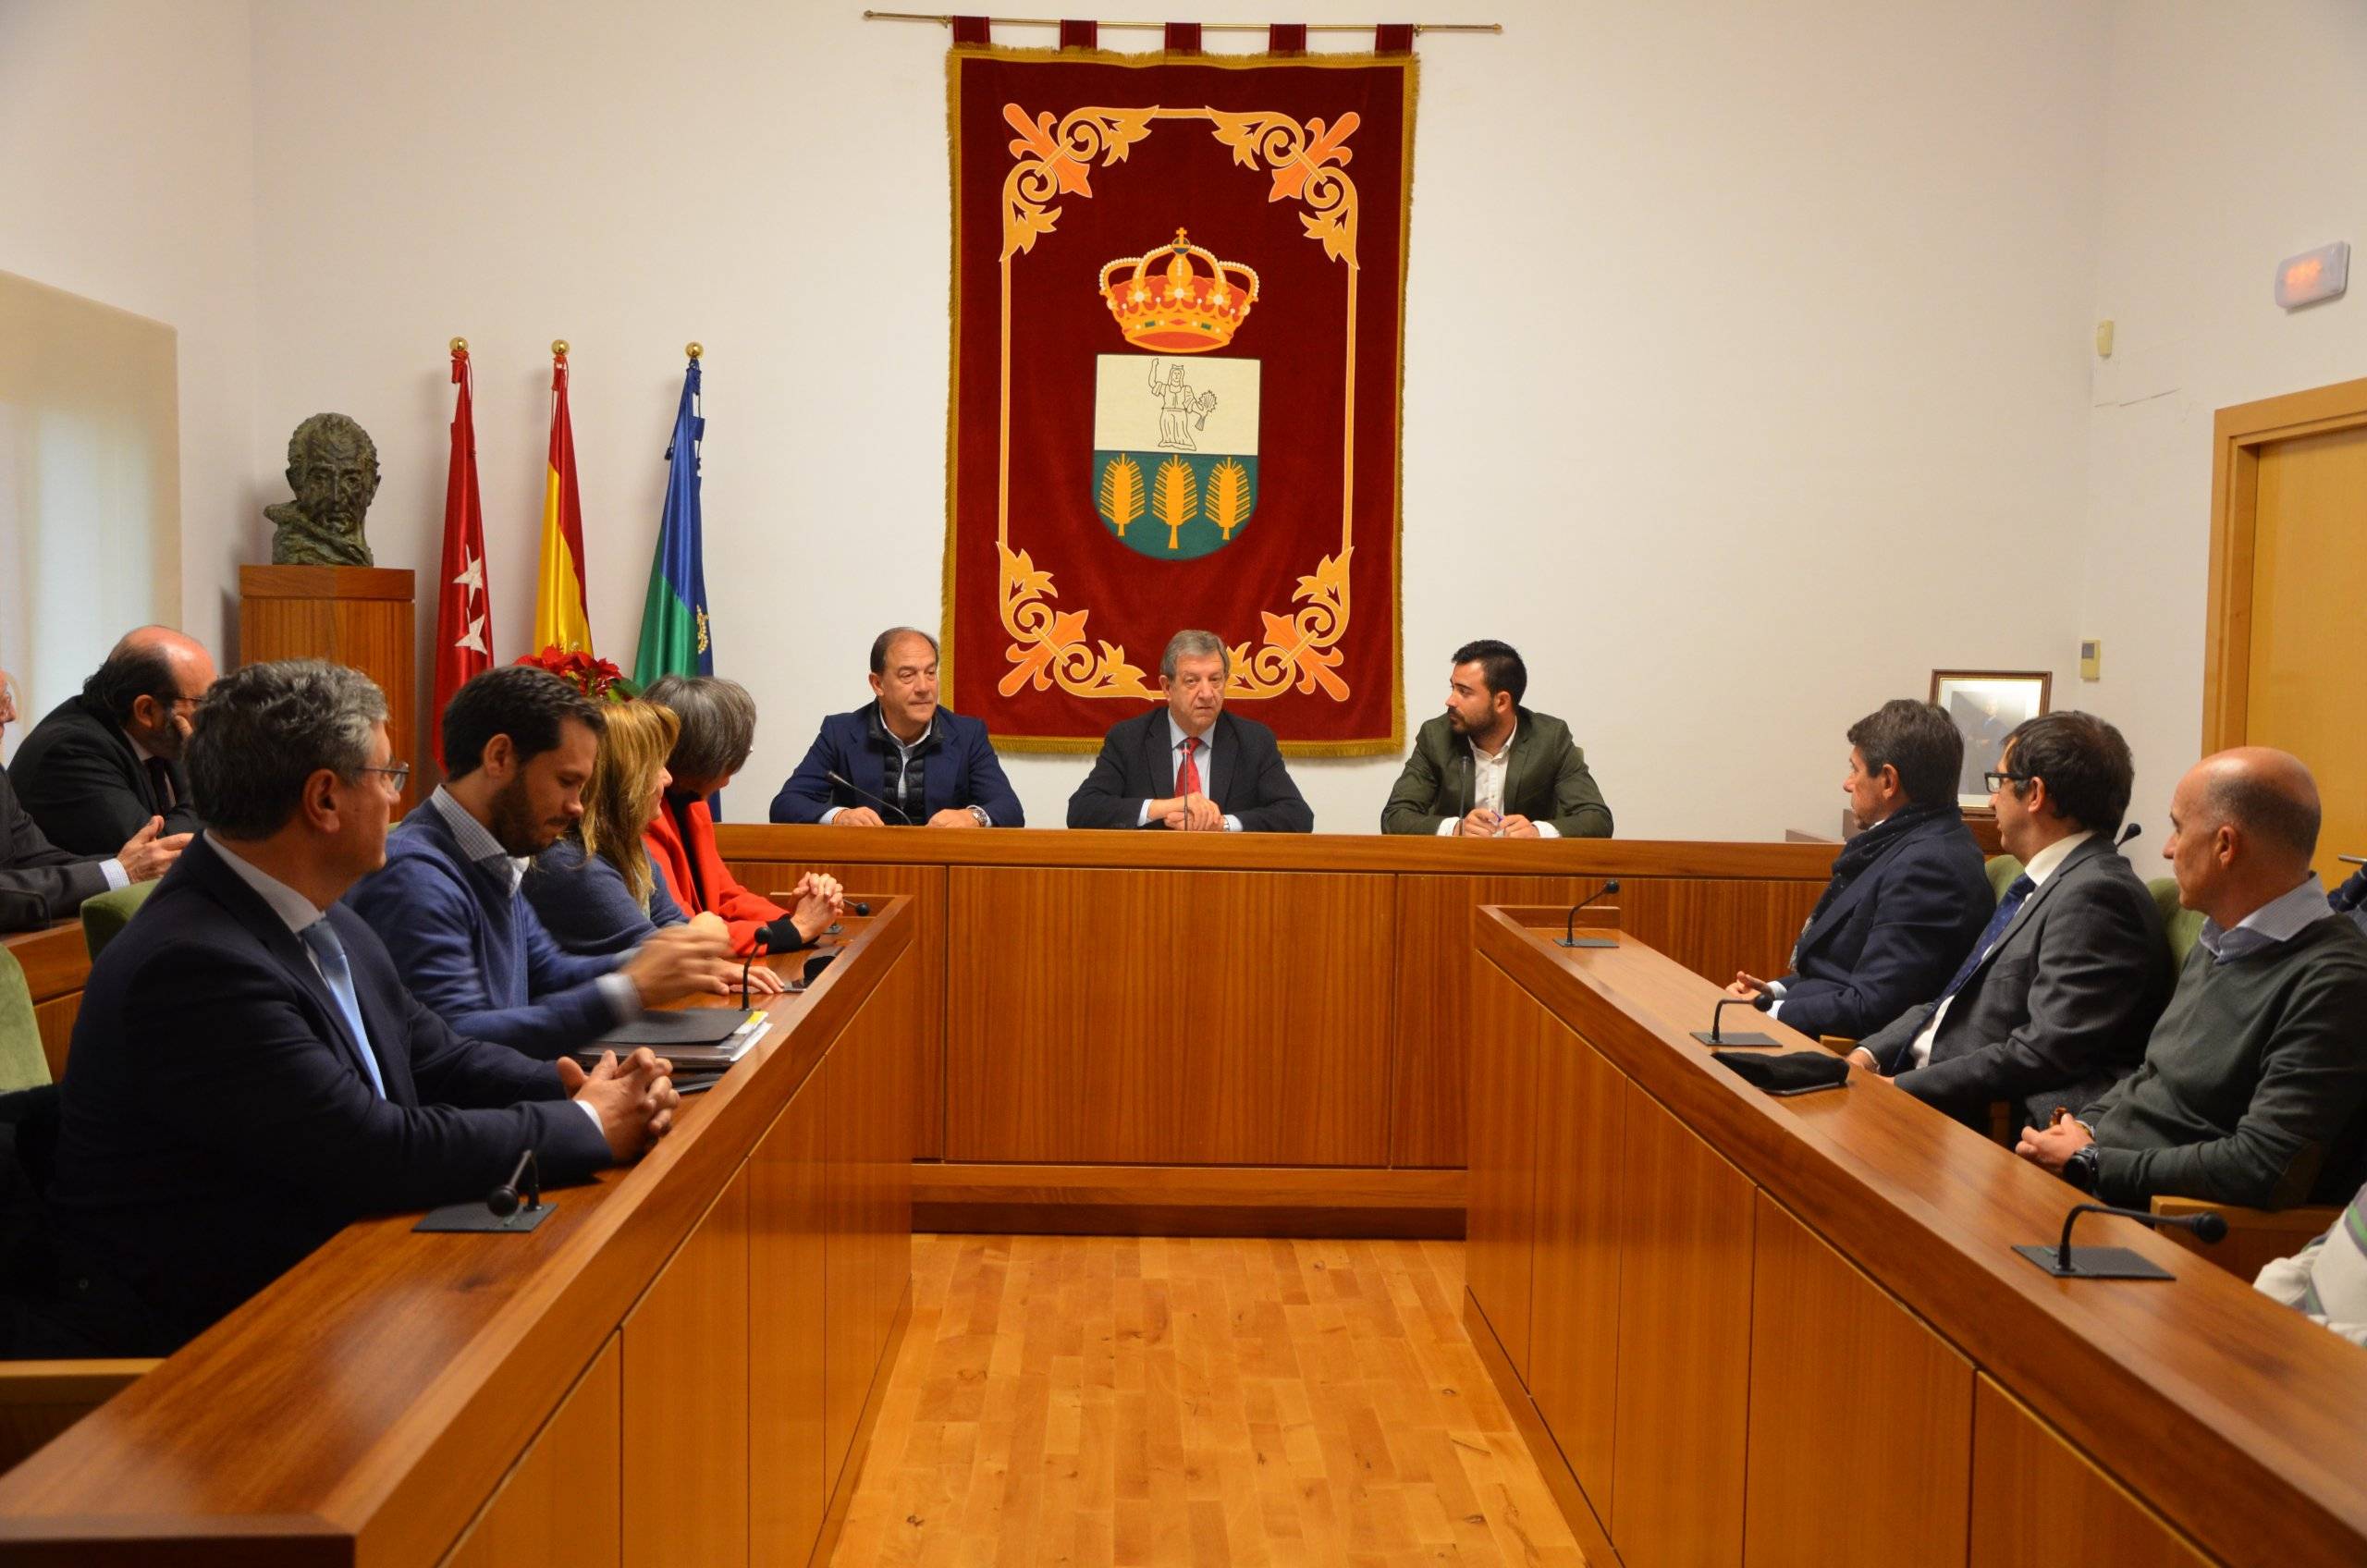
1380, 641, 1612, 838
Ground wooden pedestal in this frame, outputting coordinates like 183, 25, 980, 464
238, 565, 416, 806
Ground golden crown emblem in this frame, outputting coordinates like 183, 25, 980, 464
1098, 228, 1261, 353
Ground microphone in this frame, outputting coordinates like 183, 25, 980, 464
1557, 879, 1620, 949
1459, 752, 1473, 827
2014, 1200, 2225, 1280
825, 769, 914, 826
487, 1148, 543, 1219
1690, 996, 1778, 1048
2115, 822, 2141, 849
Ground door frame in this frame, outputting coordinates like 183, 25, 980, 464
2203, 374, 2367, 751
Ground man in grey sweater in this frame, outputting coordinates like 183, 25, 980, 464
2016, 748, 2367, 1210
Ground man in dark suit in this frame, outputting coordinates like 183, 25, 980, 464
38, 660, 677, 1355
1380, 640, 1612, 838
770, 627, 1024, 827
1066, 629, 1313, 833
9, 627, 213, 854
1727, 699, 1991, 1040
0, 766, 183, 934
1852, 712, 2171, 1127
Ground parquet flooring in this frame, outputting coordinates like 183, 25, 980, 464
828, 1234, 1585, 1567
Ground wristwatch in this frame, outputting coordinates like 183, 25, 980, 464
968, 805, 991, 827
2064, 1144, 2100, 1194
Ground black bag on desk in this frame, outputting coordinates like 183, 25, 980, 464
1711, 1049, 1849, 1096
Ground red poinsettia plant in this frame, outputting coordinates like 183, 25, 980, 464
517, 645, 638, 703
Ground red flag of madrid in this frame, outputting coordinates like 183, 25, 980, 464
433, 339, 494, 766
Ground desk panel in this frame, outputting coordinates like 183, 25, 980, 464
1525, 1011, 1625, 1508
945, 866, 1395, 1164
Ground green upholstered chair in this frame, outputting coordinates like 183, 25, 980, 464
1983, 853, 2026, 902
2148, 877, 2205, 973
80, 879, 159, 962
0, 946, 47, 1092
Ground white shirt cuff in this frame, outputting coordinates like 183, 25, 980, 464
1765, 998, 1784, 1021
596, 972, 640, 1023
1135, 800, 1153, 827
1536, 822, 1560, 839
1436, 817, 1457, 837
575, 1098, 606, 1137
819, 805, 843, 824
1223, 815, 1242, 833
100, 858, 130, 891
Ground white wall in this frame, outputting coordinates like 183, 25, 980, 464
2080, 0, 2367, 848
0, 0, 259, 713
239, 0, 2111, 838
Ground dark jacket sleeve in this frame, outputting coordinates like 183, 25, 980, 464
1773, 849, 1984, 1041
1895, 873, 2165, 1113
118, 937, 609, 1213
350, 854, 622, 1059
1858, 1002, 1938, 1073
1380, 730, 1451, 835
1546, 743, 1613, 839
12, 719, 198, 854
769, 720, 846, 824
2093, 963, 2367, 1210
1230, 725, 1314, 834
958, 721, 1025, 827
521, 841, 664, 958
0, 772, 110, 926
1066, 726, 1150, 829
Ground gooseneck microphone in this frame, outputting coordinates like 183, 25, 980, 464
2013, 1201, 2226, 1280
825, 770, 914, 826
1558, 879, 1620, 949
488, 1148, 542, 1219
1691, 995, 1779, 1048
2116, 822, 2142, 849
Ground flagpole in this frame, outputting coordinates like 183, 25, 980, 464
861, 11, 1502, 31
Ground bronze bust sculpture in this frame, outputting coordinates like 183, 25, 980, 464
267, 412, 380, 567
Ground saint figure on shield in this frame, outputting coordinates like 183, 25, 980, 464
1149, 360, 1219, 451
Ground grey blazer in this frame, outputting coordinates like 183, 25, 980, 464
1860, 833, 2171, 1128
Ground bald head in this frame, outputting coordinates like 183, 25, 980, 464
2193, 747, 2320, 861
86, 626, 216, 759
2165, 746, 2323, 925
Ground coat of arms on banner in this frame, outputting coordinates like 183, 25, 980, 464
944, 46, 1415, 754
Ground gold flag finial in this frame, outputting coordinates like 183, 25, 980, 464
686, 341, 704, 360
448, 336, 468, 353
551, 338, 570, 357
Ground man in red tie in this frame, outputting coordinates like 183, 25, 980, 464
1064, 630, 1314, 833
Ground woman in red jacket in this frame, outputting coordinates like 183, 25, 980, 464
644, 675, 839, 956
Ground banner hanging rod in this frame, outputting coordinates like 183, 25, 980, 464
863, 11, 1502, 32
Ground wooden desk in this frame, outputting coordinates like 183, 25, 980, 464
0, 900, 919, 1567
717, 826, 1837, 1234
1466, 905, 2367, 1568
0, 923, 89, 1084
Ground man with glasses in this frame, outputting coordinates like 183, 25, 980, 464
1849, 712, 2171, 1128
347, 667, 738, 1059
30, 660, 680, 1355
9, 625, 214, 856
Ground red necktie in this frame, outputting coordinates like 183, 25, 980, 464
1177, 736, 1202, 796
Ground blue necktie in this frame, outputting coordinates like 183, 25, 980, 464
300, 919, 387, 1099
1937, 874, 2036, 1003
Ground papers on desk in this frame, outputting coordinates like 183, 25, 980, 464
571, 1009, 767, 1072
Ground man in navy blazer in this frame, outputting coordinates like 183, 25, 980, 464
1728, 698, 1990, 1040
347, 668, 737, 1058
1066, 630, 1314, 833
39, 661, 677, 1355
770, 628, 1024, 827
1853, 712, 2171, 1127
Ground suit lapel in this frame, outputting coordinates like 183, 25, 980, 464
1958, 834, 2106, 987
1204, 715, 1232, 809
1799, 816, 1921, 951
1500, 717, 1533, 820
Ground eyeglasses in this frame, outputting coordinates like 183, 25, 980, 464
1983, 770, 2031, 793
356, 763, 411, 794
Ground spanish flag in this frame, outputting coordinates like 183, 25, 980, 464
534, 342, 595, 655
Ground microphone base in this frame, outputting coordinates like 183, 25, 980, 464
2010, 1243, 2173, 1280
1689, 1030, 1779, 1047
415, 1199, 557, 1234
1557, 936, 1617, 949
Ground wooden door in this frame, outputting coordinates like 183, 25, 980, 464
2206, 378, 2367, 887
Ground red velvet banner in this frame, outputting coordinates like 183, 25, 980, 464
944, 46, 1416, 755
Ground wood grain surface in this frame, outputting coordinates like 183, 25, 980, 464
1462, 952, 1540, 1378
1969, 1377, 2215, 1567
620, 1174, 750, 1568
444, 1336, 620, 1568
748, 1068, 828, 1566
238, 566, 418, 811
944, 866, 1396, 1165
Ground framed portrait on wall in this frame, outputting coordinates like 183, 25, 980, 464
1931, 669, 2053, 810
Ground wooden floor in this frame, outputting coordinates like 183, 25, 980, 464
828, 1234, 1585, 1567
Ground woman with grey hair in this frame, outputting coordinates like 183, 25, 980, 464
642, 674, 839, 954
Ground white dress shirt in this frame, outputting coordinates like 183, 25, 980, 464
1433, 718, 1562, 839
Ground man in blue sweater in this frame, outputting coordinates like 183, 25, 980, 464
347, 668, 736, 1059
